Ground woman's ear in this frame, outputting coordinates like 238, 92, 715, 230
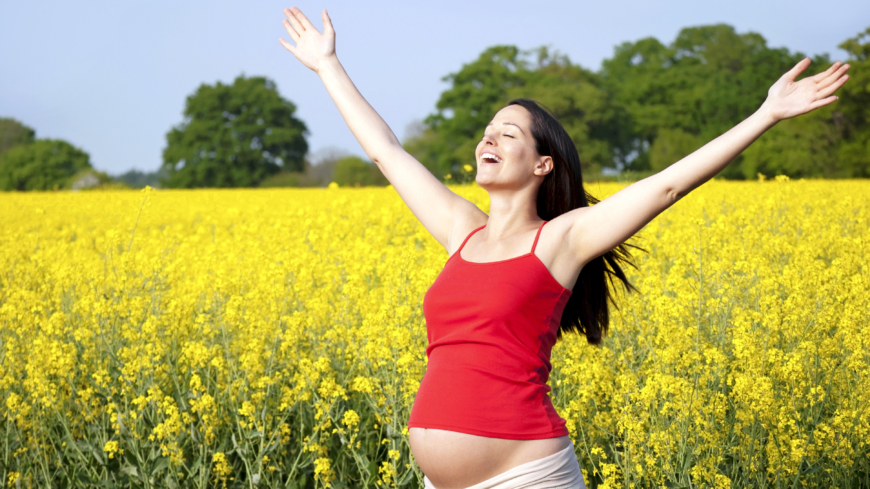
534, 156, 554, 177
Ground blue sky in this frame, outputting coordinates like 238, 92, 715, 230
1, 0, 867, 175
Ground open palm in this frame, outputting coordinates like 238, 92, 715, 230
279, 7, 335, 74
764, 58, 850, 121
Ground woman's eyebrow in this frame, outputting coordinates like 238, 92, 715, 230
485, 122, 526, 134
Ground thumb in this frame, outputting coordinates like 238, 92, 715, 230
323, 9, 335, 35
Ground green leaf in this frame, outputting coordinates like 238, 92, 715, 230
90, 443, 105, 465
151, 456, 170, 478
263, 440, 280, 455
398, 468, 416, 486
189, 454, 203, 476
386, 424, 402, 439
163, 473, 179, 489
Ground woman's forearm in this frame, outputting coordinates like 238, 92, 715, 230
658, 104, 779, 200
316, 56, 402, 164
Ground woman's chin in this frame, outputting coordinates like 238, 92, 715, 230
475, 173, 514, 191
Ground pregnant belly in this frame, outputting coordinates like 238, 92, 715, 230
409, 427, 570, 489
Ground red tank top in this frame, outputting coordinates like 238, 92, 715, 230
407, 221, 571, 439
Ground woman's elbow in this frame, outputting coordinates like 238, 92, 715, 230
666, 187, 684, 204
368, 144, 404, 167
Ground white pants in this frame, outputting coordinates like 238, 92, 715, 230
423, 440, 586, 489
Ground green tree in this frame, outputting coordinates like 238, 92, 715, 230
405, 46, 526, 179
0, 118, 35, 156
0, 139, 91, 191
405, 46, 627, 178
649, 128, 703, 172
836, 27, 870, 177
740, 113, 843, 179
161, 75, 308, 188
409, 25, 864, 181
601, 24, 825, 177
598, 37, 672, 171
331, 156, 388, 187
506, 48, 631, 174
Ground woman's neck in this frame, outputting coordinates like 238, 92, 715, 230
483, 187, 541, 239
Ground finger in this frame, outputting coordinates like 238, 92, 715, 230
282, 19, 300, 42
292, 6, 316, 31
285, 10, 306, 35
817, 74, 849, 99
811, 61, 841, 83
809, 95, 839, 111
817, 63, 850, 90
323, 9, 334, 35
784, 57, 811, 81
279, 37, 297, 55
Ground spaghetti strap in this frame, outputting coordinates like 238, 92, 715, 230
454, 224, 487, 257
531, 221, 548, 254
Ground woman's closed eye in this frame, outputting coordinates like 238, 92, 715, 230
481, 133, 514, 140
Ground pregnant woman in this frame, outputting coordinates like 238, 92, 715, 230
279, 7, 850, 488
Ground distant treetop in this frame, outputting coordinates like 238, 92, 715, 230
161, 75, 309, 189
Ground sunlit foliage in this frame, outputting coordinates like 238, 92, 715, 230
406, 24, 870, 180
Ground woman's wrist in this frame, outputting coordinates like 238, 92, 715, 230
756, 100, 782, 127
316, 54, 342, 77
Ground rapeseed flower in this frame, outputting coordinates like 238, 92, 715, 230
0, 180, 867, 486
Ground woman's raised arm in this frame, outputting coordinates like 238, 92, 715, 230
279, 7, 482, 249
566, 57, 851, 266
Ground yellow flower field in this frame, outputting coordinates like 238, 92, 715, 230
1, 178, 868, 488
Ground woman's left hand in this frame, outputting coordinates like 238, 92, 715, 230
762, 58, 850, 121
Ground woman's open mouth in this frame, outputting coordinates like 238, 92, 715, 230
480, 152, 503, 164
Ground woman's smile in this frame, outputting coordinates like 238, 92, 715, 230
480, 151, 503, 164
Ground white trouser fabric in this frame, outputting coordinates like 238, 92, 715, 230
423, 440, 586, 489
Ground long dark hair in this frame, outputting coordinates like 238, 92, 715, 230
507, 98, 647, 346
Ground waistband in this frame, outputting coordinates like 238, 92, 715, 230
423, 440, 585, 489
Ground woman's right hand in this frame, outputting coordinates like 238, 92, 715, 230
279, 7, 336, 74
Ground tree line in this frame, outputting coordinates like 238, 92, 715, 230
0, 119, 120, 191
407, 24, 869, 182
1, 23, 866, 191
0, 77, 385, 191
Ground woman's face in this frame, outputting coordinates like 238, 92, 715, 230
474, 105, 552, 190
